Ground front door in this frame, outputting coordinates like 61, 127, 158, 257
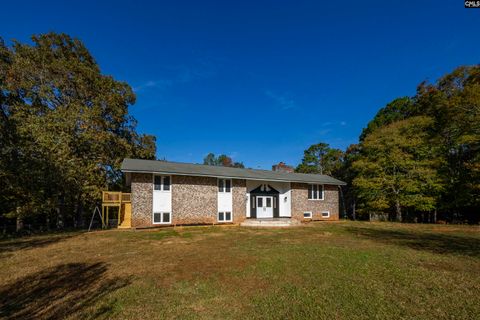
256, 196, 273, 218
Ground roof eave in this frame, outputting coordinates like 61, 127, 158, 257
121, 168, 347, 186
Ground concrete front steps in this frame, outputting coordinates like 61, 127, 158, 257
240, 218, 301, 228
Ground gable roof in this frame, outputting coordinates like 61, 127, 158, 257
121, 158, 346, 186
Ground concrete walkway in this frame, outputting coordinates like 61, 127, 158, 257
240, 218, 301, 228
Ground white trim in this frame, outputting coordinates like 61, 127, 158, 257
303, 211, 312, 219
256, 196, 274, 219
321, 211, 330, 218
152, 174, 172, 220
153, 174, 172, 193
217, 211, 233, 223
153, 212, 172, 224
308, 184, 324, 201
218, 178, 232, 193
122, 169, 345, 185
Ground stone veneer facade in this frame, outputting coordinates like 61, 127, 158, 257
291, 183, 339, 221
232, 179, 247, 224
130, 174, 249, 227
130, 173, 339, 227
171, 175, 217, 225
130, 173, 154, 228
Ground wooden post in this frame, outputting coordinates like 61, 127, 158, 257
117, 205, 121, 227
101, 205, 105, 229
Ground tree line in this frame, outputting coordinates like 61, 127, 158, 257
0, 33, 155, 232
296, 67, 480, 224
1, 33, 478, 233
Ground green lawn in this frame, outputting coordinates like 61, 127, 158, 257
0, 221, 479, 319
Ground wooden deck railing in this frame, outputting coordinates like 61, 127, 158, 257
102, 191, 131, 204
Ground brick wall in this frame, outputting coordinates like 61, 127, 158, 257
232, 179, 247, 224
130, 173, 248, 227
291, 183, 339, 221
171, 175, 217, 225
131, 173, 153, 228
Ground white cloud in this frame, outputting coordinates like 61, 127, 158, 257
133, 79, 173, 92
265, 90, 296, 110
134, 58, 218, 93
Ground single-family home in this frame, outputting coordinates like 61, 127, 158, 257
120, 158, 346, 227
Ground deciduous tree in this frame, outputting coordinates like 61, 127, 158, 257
0, 33, 155, 230
352, 116, 443, 221
296, 143, 344, 175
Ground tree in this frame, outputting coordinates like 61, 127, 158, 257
359, 97, 413, 141
203, 153, 244, 168
203, 153, 217, 166
296, 143, 344, 175
413, 66, 480, 221
335, 144, 360, 220
352, 116, 443, 222
0, 33, 155, 230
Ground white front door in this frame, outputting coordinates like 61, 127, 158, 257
256, 196, 273, 218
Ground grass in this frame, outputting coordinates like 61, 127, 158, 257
0, 221, 479, 319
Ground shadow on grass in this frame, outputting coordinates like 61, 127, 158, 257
0, 262, 130, 319
0, 233, 78, 258
346, 226, 480, 258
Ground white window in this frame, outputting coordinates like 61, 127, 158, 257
154, 175, 171, 192
303, 211, 312, 219
218, 179, 231, 193
308, 184, 324, 200
153, 212, 171, 224
321, 211, 330, 218
218, 211, 232, 222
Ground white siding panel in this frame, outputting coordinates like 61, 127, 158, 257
218, 191, 233, 212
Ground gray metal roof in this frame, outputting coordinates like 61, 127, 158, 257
121, 158, 346, 185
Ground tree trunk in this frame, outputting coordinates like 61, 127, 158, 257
46, 213, 50, 231
395, 200, 402, 222
16, 217, 24, 232
74, 195, 84, 229
433, 209, 437, 224
352, 201, 356, 221
57, 195, 64, 229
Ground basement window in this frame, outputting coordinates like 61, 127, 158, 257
218, 179, 231, 193
321, 211, 330, 218
303, 212, 312, 219
218, 211, 232, 222
153, 212, 171, 224
308, 184, 324, 200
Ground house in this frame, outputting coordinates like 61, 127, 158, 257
121, 158, 346, 228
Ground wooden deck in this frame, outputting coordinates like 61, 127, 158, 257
102, 191, 132, 228
102, 191, 131, 205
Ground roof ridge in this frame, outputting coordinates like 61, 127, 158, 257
121, 158, 346, 185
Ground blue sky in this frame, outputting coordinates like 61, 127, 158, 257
1, 1, 479, 169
